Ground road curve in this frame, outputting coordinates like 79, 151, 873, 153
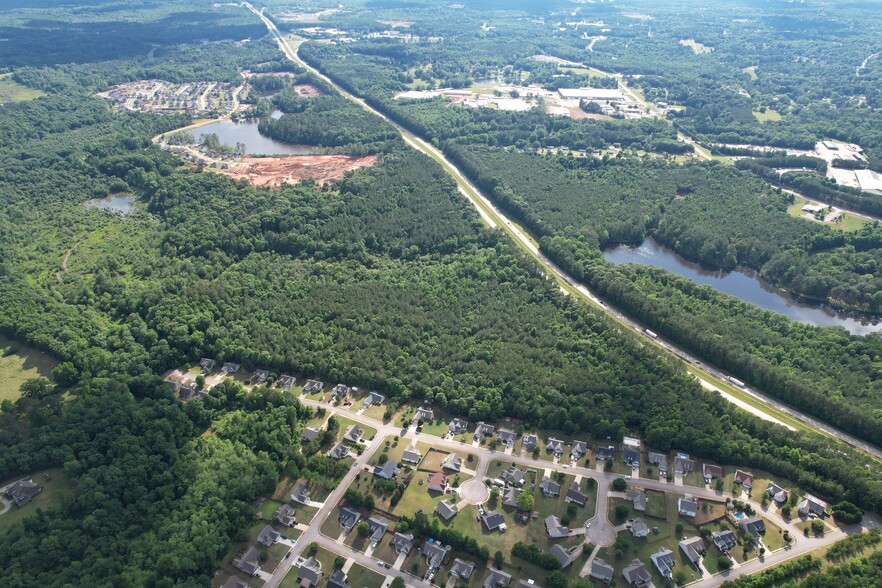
241, 4, 882, 463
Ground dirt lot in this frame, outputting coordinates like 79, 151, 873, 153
292, 84, 321, 97
223, 155, 378, 188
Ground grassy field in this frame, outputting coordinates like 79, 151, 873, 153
743, 66, 759, 80
753, 108, 783, 122
559, 65, 609, 77
0, 75, 44, 104
0, 335, 59, 401
0, 468, 70, 533
786, 195, 870, 232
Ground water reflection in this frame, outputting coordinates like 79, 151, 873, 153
196, 111, 313, 155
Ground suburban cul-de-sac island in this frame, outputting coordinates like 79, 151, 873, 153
2, 0, 882, 587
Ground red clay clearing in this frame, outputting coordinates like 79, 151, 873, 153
224, 155, 377, 188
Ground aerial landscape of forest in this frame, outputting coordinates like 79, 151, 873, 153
1, 0, 882, 587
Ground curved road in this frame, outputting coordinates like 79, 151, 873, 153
241, 6, 882, 464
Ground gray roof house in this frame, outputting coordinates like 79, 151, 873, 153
434, 499, 460, 521
328, 443, 349, 459
402, 444, 422, 464
713, 529, 737, 552
199, 358, 216, 371
222, 362, 241, 374
368, 517, 388, 544
392, 532, 414, 554
291, 484, 310, 504
766, 482, 788, 505
451, 558, 475, 579
442, 453, 463, 472
297, 556, 323, 588
545, 515, 569, 538
220, 577, 249, 588
551, 544, 579, 569
331, 384, 350, 399
303, 379, 323, 393
327, 569, 349, 588
257, 524, 281, 547
626, 489, 647, 512
678, 497, 699, 517
254, 369, 269, 384
648, 452, 668, 474
623, 446, 641, 466
630, 518, 650, 538
566, 481, 587, 506
680, 536, 706, 568
546, 437, 565, 456
475, 422, 495, 438
366, 391, 385, 406
374, 459, 400, 480
741, 516, 766, 537
516, 581, 540, 588
301, 427, 320, 442
798, 494, 828, 517
277, 374, 295, 390
650, 547, 676, 578
4, 478, 42, 507
233, 547, 261, 576
415, 407, 434, 422
674, 456, 695, 474
482, 510, 506, 532
179, 385, 198, 401
591, 558, 615, 584
423, 541, 451, 572
622, 559, 652, 586
522, 434, 538, 449
571, 440, 588, 460
540, 477, 561, 497
338, 507, 361, 531
274, 503, 296, 527
484, 569, 512, 588
449, 418, 469, 435
500, 466, 526, 486
343, 424, 363, 444
502, 487, 521, 509
596, 446, 615, 461
497, 429, 517, 446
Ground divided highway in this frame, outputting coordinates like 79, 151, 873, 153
242, 3, 882, 463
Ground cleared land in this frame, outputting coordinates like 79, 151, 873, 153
0, 468, 69, 532
223, 155, 378, 187
0, 335, 59, 401
0, 75, 44, 104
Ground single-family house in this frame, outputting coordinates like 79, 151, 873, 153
327, 569, 349, 588
374, 459, 400, 480
545, 515, 570, 538
540, 476, 561, 497
648, 452, 668, 475
626, 489, 647, 512
522, 434, 538, 450
423, 541, 451, 573
274, 503, 296, 527
497, 429, 517, 447
451, 558, 475, 579
502, 487, 521, 509
482, 510, 507, 532
622, 559, 651, 586
435, 499, 460, 520
623, 445, 641, 466
415, 407, 434, 422
442, 453, 463, 472
291, 484, 310, 505
277, 374, 295, 390
798, 494, 828, 517
500, 466, 526, 486
591, 559, 615, 584
741, 516, 766, 538
392, 532, 414, 554
402, 444, 422, 464
301, 427, 320, 442
650, 547, 676, 578
766, 482, 788, 505
596, 446, 616, 461
566, 481, 587, 506
483, 569, 512, 588
546, 437, 565, 457
366, 391, 385, 406
368, 517, 388, 544
678, 497, 699, 518
221, 577, 249, 588
674, 456, 695, 474
516, 580, 539, 588
328, 443, 349, 460
343, 424, 363, 444
703, 463, 723, 482
713, 529, 737, 552
551, 544, 579, 569
630, 518, 650, 538
331, 384, 350, 400
303, 379, 323, 394
257, 524, 280, 547
179, 386, 198, 401
199, 358, 216, 371
680, 536, 706, 568
338, 507, 361, 531
571, 440, 588, 460
4, 478, 42, 507
475, 422, 495, 439
449, 418, 469, 435
222, 362, 241, 375
233, 547, 261, 576
428, 472, 448, 494
734, 469, 754, 490
297, 556, 323, 588
254, 369, 269, 384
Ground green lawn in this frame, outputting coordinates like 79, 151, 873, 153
753, 108, 783, 122
0, 335, 59, 401
0, 468, 70, 533
0, 76, 44, 104
334, 416, 377, 443
345, 562, 387, 588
